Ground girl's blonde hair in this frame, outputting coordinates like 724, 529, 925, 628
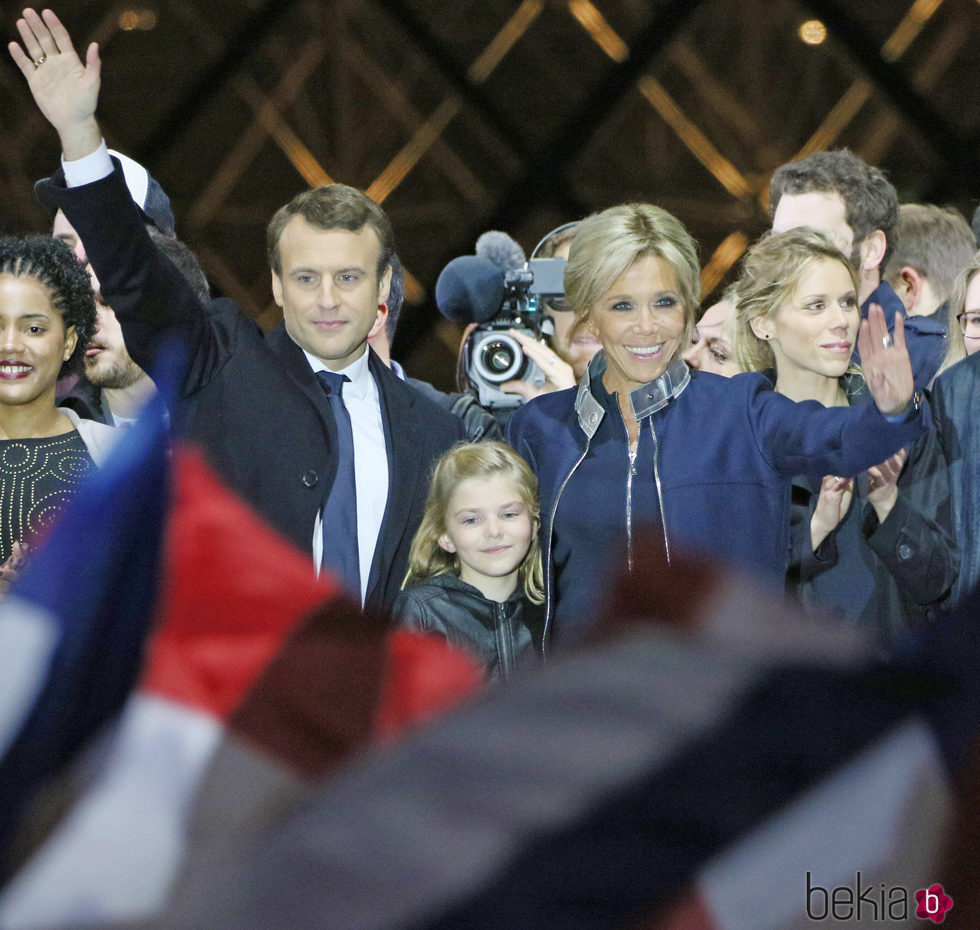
935, 251, 980, 380
403, 441, 544, 604
733, 227, 860, 374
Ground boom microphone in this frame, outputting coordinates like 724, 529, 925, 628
435, 256, 506, 325
475, 230, 527, 273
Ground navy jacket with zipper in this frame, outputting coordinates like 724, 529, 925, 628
508, 352, 929, 649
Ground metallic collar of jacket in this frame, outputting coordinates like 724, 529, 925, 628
574, 351, 691, 437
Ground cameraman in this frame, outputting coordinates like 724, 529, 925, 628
500, 223, 600, 401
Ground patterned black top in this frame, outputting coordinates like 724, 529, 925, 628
0, 431, 96, 563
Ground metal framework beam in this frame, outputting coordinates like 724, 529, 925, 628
134, 0, 304, 166
802, 0, 975, 200
397, 0, 710, 359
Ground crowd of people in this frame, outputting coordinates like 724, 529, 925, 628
3, 8, 979, 679
2, 7, 980, 926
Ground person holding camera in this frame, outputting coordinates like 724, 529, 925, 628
438, 227, 593, 419
508, 203, 928, 649
501, 224, 600, 400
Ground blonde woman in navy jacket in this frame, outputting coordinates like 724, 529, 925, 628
507, 203, 928, 650
733, 228, 956, 648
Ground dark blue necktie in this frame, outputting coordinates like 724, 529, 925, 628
317, 370, 360, 599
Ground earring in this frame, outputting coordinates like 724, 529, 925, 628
764, 334, 771, 340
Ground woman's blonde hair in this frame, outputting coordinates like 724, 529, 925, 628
564, 203, 701, 348
733, 227, 859, 373
403, 441, 544, 604
935, 251, 980, 380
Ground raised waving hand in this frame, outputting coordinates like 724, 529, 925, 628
856, 303, 916, 418
8, 8, 103, 159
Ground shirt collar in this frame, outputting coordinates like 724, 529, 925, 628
303, 345, 373, 401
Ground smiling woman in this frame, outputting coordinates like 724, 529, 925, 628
733, 228, 957, 644
508, 203, 932, 650
0, 236, 118, 588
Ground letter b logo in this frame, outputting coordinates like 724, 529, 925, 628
915, 883, 953, 923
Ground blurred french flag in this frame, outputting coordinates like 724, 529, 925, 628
0, 397, 481, 928
0, 397, 169, 866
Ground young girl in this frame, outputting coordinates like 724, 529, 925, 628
394, 441, 544, 682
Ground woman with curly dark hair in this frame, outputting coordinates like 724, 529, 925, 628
0, 235, 116, 578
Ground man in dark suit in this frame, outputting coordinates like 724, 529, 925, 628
11, 7, 463, 612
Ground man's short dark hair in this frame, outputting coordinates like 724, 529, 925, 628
266, 183, 394, 281
0, 235, 96, 378
385, 253, 405, 343
769, 149, 899, 268
149, 228, 211, 302
883, 204, 977, 304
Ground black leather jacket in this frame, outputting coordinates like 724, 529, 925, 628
393, 573, 543, 682
405, 379, 505, 443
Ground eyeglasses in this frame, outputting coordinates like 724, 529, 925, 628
956, 312, 980, 338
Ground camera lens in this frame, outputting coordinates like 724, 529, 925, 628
482, 340, 516, 374
471, 331, 525, 383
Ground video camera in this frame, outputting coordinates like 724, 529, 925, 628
435, 232, 569, 409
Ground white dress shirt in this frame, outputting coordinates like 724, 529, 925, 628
62, 140, 115, 186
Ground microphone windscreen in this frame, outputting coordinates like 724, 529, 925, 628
475, 231, 527, 273
435, 256, 505, 325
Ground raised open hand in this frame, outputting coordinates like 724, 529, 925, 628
856, 303, 915, 417
8, 8, 102, 158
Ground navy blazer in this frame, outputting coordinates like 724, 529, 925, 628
51, 161, 464, 612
